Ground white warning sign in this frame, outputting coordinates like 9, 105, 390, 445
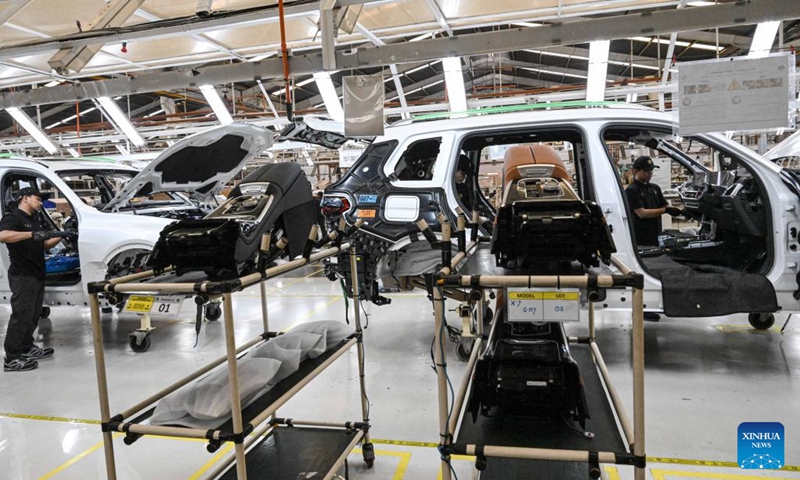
677, 54, 793, 135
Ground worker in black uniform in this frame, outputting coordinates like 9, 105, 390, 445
0, 187, 74, 372
625, 156, 683, 247
625, 156, 682, 321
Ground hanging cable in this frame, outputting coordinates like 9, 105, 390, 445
278, 0, 293, 120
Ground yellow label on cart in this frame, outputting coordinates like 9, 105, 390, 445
541, 292, 579, 301
124, 295, 155, 313
508, 292, 544, 300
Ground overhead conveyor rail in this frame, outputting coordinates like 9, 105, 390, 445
86, 224, 374, 480
418, 211, 646, 480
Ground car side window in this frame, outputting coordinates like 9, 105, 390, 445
393, 137, 442, 181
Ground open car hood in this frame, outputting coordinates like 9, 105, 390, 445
104, 124, 272, 212
276, 115, 373, 149
766, 129, 800, 161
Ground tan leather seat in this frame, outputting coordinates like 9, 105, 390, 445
502, 144, 571, 185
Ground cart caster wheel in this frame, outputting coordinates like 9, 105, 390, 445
362, 442, 375, 468
456, 342, 471, 362
483, 307, 493, 324
205, 303, 222, 322
748, 313, 775, 330
101, 306, 113, 314
129, 335, 151, 353
40, 307, 51, 319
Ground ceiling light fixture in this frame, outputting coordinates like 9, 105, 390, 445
586, 40, 610, 102
198, 85, 234, 125
6, 107, 59, 154
748, 21, 780, 58
442, 57, 468, 116
96, 97, 146, 146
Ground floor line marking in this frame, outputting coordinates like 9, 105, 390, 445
263, 268, 324, 296
0, 412, 99, 425
651, 469, 791, 479
648, 457, 799, 471
186, 443, 235, 480
37, 433, 122, 480
605, 466, 622, 480
353, 448, 412, 480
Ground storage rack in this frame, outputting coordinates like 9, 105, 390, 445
87, 229, 374, 480
419, 213, 646, 479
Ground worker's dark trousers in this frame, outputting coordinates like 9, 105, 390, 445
4, 275, 45, 360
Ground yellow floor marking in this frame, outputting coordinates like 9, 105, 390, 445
264, 268, 325, 295
436, 454, 476, 480
0, 412, 99, 425
280, 295, 342, 332
649, 457, 799, 472
605, 466, 622, 480
353, 448, 412, 480
37, 433, 122, 480
372, 438, 439, 448
652, 469, 791, 479
186, 443, 235, 480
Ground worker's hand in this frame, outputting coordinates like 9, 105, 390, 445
32, 230, 56, 241
63, 229, 78, 240
665, 206, 684, 217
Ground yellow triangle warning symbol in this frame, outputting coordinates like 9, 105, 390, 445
728, 79, 741, 91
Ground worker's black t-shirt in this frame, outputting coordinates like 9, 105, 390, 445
625, 179, 667, 247
0, 209, 46, 278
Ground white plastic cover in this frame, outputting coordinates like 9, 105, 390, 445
343, 75, 385, 137
150, 321, 351, 429
384, 195, 420, 222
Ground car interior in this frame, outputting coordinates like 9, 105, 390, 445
603, 126, 771, 275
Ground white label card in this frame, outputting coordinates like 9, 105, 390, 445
507, 288, 580, 323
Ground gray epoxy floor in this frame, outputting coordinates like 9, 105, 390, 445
0, 267, 799, 480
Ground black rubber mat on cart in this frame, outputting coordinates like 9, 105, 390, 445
218, 426, 357, 480
456, 345, 629, 479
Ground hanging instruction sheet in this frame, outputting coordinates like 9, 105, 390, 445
677, 53, 795, 135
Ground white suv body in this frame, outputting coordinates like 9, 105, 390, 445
0, 123, 272, 308
320, 105, 800, 322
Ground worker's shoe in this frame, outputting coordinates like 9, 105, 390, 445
21, 345, 54, 360
3, 357, 38, 372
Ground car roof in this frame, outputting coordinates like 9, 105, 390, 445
377, 104, 674, 141
0, 156, 138, 173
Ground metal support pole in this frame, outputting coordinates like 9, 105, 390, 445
632, 285, 646, 480
588, 300, 596, 342
320, 0, 337, 70
90, 293, 117, 480
349, 247, 372, 447
222, 293, 248, 480
433, 285, 452, 480
260, 282, 269, 332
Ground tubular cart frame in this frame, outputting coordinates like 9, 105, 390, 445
420, 213, 646, 480
87, 231, 373, 480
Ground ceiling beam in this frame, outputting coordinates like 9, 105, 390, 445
0, 0, 30, 28
48, 0, 147, 75
3, 0, 799, 109
422, 0, 452, 36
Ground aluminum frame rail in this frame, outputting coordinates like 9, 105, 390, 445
87, 229, 373, 480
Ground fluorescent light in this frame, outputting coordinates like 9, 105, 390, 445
629, 36, 722, 52
6, 107, 59, 154
145, 108, 164, 118
511, 22, 543, 28
270, 77, 315, 96
44, 80, 61, 87
748, 21, 780, 58
96, 97, 146, 147
442, 57, 467, 115
520, 66, 587, 80
409, 32, 433, 42
523, 49, 659, 71
66, 147, 80, 158
313, 72, 344, 122
248, 52, 275, 63
586, 40, 610, 102
198, 85, 234, 125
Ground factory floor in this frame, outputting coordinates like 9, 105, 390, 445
0, 266, 798, 480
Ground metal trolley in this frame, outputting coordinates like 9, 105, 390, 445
420, 213, 646, 479
86, 229, 374, 480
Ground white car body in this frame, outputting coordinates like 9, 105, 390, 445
321, 105, 800, 317
0, 123, 272, 309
